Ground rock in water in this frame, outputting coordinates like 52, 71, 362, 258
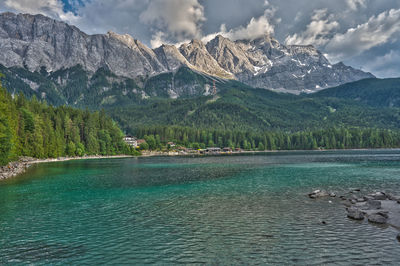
370, 192, 387, 200
367, 213, 387, 224
308, 190, 329, 199
367, 200, 382, 210
347, 207, 364, 220
397, 233, 400, 242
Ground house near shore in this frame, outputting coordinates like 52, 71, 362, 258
223, 147, 233, 153
167, 142, 176, 148
205, 147, 221, 154
136, 139, 146, 147
123, 135, 137, 147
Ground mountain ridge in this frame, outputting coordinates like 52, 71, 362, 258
0, 12, 374, 94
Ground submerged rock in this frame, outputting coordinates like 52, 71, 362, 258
347, 207, 364, 220
370, 192, 387, 201
367, 200, 382, 210
367, 213, 388, 224
354, 202, 368, 210
310, 188, 400, 240
343, 201, 352, 208
308, 190, 329, 199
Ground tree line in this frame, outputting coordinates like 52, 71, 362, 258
135, 125, 400, 151
0, 79, 135, 166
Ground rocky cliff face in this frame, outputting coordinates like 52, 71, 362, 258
0, 12, 374, 95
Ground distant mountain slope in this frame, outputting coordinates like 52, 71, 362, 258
1, 63, 400, 133
0, 64, 219, 107
312, 78, 400, 107
0, 12, 374, 94
108, 84, 400, 133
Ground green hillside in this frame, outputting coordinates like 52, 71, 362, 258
109, 84, 400, 133
0, 79, 133, 166
2, 64, 400, 135
311, 78, 400, 108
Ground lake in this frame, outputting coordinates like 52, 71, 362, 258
1, 150, 400, 264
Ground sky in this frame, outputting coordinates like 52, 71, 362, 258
1, 0, 400, 78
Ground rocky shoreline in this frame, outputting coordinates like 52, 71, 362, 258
308, 189, 400, 242
0, 155, 134, 181
0, 157, 36, 180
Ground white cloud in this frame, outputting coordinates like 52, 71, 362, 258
285, 9, 339, 46
201, 6, 277, 43
224, 14, 275, 41
362, 50, 400, 78
346, 0, 367, 11
3, 0, 77, 22
326, 8, 400, 61
140, 0, 205, 46
150, 31, 169, 48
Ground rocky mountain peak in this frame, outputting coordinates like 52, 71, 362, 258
206, 35, 254, 75
107, 31, 137, 49
0, 11, 375, 94
180, 38, 234, 79
154, 44, 191, 71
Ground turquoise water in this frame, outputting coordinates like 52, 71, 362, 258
1, 150, 400, 264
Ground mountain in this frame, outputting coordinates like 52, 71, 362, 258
0, 12, 374, 94
0, 63, 221, 107
311, 78, 400, 108
1, 56, 400, 134
109, 81, 400, 133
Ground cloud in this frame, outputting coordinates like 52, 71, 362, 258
325, 8, 400, 61
285, 9, 339, 46
201, 5, 278, 44
3, 0, 77, 22
362, 50, 400, 78
72, 0, 148, 35
346, 0, 366, 11
150, 31, 168, 48
224, 14, 276, 41
140, 0, 205, 46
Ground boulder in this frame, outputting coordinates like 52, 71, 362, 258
343, 201, 352, 207
370, 192, 387, 200
363, 196, 374, 201
367, 200, 382, 210
329, 192, 337, 197
354, 202, 368, 210
308, 190, 329, 199
388, 194, 400, 201
367, 213, 387, 224
347, 207, 364, 220
397, 233, 400, 242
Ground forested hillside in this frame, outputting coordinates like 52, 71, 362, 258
111, 85, 400, 133
135, 125, 400, 151
0, 78, 131, 166
311, 78, 400, 108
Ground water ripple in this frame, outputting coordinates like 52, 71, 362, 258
1, 152, 400, 264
